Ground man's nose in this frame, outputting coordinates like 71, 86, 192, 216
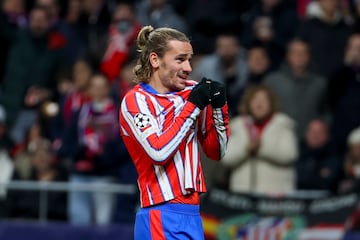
183, 60, 192, 73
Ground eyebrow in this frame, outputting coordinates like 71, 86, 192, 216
175, 53, 193, 59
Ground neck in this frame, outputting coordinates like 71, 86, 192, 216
253, 114, 272, 124
322, 11, 338, 23
148, 79, 168, 94
291, 67, 306, 77
222, 61, 237, 77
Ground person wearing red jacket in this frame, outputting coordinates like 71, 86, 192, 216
100, 2, 140, 82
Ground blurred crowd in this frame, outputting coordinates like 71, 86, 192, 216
0, 0, 359, 226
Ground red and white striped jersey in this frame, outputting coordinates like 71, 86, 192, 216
119, 80, 229, 207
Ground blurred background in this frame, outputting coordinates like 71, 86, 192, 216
0, 0, 360, 239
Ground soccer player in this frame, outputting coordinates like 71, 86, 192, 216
119, 25, 229, 240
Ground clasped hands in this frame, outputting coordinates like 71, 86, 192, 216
188, 78, 226, 110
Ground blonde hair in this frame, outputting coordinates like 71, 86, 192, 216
238, 85, 279, 116
134, 26, 190, 83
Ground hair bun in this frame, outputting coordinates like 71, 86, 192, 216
137, 25, 154, 52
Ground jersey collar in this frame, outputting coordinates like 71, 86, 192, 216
140, 82, 176, 95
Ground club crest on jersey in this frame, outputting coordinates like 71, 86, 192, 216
134, 113, 151, 129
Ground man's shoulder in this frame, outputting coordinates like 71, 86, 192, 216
197, 55, 219, 68
121, 85, 142, 103
263, 70, 287, 84
123, 84, 137, 94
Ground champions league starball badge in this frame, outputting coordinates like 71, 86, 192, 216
134, 113, 151, 129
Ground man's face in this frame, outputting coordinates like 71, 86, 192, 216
216, 35, 239, 66
247, 47, 269, 75
153, 40, 193, 92
305, 120, 329, 149
36, 0, 58, 20
89, 75, 110, 102
112, 4, 134, 23
73, 60, 92, 90
2, 0, 24, 14
287, 41, 310, 71
29, 9, 50, 37
112, 4, 135, 33
318, 0, 338, 16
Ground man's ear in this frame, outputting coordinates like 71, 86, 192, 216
149, 52, 160, 68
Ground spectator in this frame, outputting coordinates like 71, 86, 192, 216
297, 0, 353, 77
0, 0, 27, 85
77, 0, 111, 63
55, 68, 75, 104
54, 57, 94, 140
100, 2, 140, 82
241, 0, 299, 67
191, 33, 248, 116
296, 119, 340, 192
339, 126, 360, 193
36, 0, 84, 65
6, 139, 68, 221
181, 0, 244, 54
136, 0, 188, 34
0, 105, 14, 217
0, 6, 65, 140
64, 74, 122, 225
35, 0, 61, 27
264, 39, 327, 137
328, 33, 360, 155
245, 46, 272, 85
65, 0, 82, 25
221, 85, 298, 194
12, 122, 50, 181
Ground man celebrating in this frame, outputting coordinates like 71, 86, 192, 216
119, 25, 229, 239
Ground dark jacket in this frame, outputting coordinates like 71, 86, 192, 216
296, 140, 340, 192
263, 64, 327, 137
58, 106, 128, 177
328, 65, 360, 154
297, 17, 352, 77
0, 12, 64, 126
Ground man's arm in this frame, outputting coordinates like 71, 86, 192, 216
120, 81, 210, 165
197, 80, 229, 160
197, 104, 229, 160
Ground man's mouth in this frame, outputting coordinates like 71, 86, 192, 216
178, 74, 187, 80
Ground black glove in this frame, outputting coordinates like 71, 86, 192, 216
188, 78, 211, 110
210, 80, 226, 108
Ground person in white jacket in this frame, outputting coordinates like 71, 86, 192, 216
222, 85, 298, 194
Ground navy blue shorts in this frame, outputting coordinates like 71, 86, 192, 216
134, 203, 204, 240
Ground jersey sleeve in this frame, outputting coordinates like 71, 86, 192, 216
119, 91, 201, 165
197, 104, 230, 160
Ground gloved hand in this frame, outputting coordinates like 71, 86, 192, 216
188, 78, 211, 110
210, 80, 226, 108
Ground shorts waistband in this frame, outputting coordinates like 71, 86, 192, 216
139, 202, 200, 215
